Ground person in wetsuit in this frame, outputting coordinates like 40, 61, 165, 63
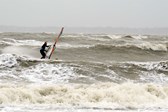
40, 41, 49, 59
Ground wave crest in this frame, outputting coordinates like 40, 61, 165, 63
89, 42, 167, 51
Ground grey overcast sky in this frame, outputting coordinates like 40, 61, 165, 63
0, 0, 168, 28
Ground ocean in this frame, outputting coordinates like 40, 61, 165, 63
0, 32, 168, 112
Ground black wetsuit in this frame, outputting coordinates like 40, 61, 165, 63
40, 42, 49, 59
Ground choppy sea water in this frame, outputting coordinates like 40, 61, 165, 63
0, 32, 168, 112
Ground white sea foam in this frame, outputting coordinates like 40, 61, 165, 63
132, 35, 148, 39
116, 42, 168, 51
2, 46, 37, 57
59, 42, 157, 51
107, 35, 122, 39
107, 35, 148, 40
0, 54, 76, 84
137, 42, 167, 51
42, 32, 57, 34
119, 61, 168, 84
58, 43, 91, 49
0, 105, 167, 112
0, 83, 167, 109
0, 54, 17, 68
64, 34, 82, 38
89, 37, 110, 42
139, 71, 168, 84
20, 63, 76, 84
132, 61, 168, 71
1, 38, 43, 46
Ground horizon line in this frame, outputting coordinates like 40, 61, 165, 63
0, 25, 168, 29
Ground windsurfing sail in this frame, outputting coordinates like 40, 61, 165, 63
46, 27, 64, 59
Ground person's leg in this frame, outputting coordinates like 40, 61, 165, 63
40, 50, 46, 59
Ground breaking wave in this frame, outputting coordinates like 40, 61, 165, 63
0, 83, 168, 109
0, 54, 168, 84
89, 42, 168, 51
0, 54, 17, 68
0, 38, 43, 46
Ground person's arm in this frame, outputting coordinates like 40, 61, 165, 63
46, 44, 52, 47
44, 45, 51, 52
